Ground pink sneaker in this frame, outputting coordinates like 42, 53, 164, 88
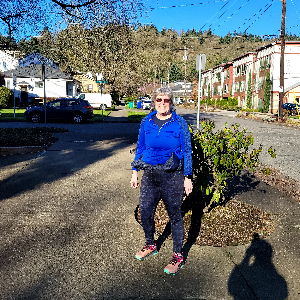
164, 252, 184, 275
135, 243, 158, 260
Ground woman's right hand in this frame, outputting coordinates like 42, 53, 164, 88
130, 170, 140, 188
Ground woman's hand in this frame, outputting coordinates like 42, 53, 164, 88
130, 170, 140, 188
184, 177, 193, 196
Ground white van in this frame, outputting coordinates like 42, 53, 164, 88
77, 93, 112, 110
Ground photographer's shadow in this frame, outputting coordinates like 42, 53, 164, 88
228, 234, 288, 300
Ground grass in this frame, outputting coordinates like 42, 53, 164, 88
0, 108, 26, 121
127, 110, 148, 122
0, 108, 111, 122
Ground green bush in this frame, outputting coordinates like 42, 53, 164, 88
0, 87, 14, 108
191, 120, 276, 212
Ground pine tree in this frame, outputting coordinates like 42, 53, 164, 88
247, 71, 252, 108
262, 72, 272, 113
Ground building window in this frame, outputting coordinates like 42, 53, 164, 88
260, 58, 264, 71
224, 84, 229, 94
258, 77, 264, 90
88, 84, 93, 92
217, 73, 221, 81
226, 69, 230, 79
35, 81, 43, 88
240, 81, 245, 92
265, 56, 270, 69
235, 82, 240, 92
7, 80, 10, 89
241, 64, 246, 75
258, 98, 263, 109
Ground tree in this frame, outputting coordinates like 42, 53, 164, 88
262, 72, 271, 113
0, 0, 145, 40
169, 63, 183, 81
246, 71, 252, 108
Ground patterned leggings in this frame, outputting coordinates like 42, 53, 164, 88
139, 169, 185, 253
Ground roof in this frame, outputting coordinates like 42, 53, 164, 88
3, 64, 72, 79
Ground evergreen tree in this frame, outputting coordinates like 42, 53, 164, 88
246, 71, 252, 108
169, 63, 183, 81
262, 72, 272, 113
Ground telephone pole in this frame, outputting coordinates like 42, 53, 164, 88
279, 0, 286, 119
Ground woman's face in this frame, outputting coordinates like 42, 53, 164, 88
155, 94, 171, 115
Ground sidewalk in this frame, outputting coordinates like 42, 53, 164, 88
104, 105, 128, 122
0, 123, 299, 299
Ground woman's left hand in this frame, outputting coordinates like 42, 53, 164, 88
184, 177, 193, 196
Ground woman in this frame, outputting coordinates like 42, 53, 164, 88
130, 87, 193, 275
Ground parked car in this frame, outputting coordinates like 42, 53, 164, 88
283, 103, 299, 114
142, 99, 152, 110
24, 98, 94, 123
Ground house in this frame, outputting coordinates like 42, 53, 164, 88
3, 64, 80, 104
0, 50, 18, 73
170, 80, 192, 103
73, 71, 105, 93
200, 41, 300, 112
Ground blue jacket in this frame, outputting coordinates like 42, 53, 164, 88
132, 111, 192, 176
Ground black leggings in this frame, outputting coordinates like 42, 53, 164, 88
139, 169, 185, 253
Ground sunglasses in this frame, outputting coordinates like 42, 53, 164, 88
155, 98, 170, 104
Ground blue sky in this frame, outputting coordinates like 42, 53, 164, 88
139, 0, 300, 37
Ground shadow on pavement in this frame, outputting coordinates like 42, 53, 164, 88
228, 233, 288, 300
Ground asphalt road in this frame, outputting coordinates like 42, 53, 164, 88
1, 108, 299, 181
0, 109, 300, 299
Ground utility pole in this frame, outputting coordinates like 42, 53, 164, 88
184, 45, 187, 105
279, 0, 286, 119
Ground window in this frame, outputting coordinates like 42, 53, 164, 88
226, 69, 230, 79
88, 84, 93, 92
265, 56, 270, 69
217, 73, 221, 81
258, 98, 262, 109
224, 84, 229, 94
240, 81, 245, 92
235, 66, 241, 77
7, 80, 10, 89
259, 77, 264, 89
48, 101, 61, 107
217, 86, 221, 95
241, 64, 246, 75
235, 82, 240, 92
35, 81, 43, 88
213, 87, 217, 95
260, 58, 264, 71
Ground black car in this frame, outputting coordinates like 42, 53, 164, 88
24, 98, 94, 123
283, 103, 298, 111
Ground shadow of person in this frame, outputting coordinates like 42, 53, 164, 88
228, 234, 288, 300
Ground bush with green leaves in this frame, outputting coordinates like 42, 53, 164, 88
191, 120, 275, 212
0, 87, 14, 108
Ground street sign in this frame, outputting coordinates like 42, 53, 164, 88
96, 80, 107, 84
196, 54, 206, 71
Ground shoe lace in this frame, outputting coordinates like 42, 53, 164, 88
170, 253, 183, 265
142, 244, 156, 251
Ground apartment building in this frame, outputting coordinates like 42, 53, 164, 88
200, 41, 300, 112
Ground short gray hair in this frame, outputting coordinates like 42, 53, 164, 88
151, 87, 174, 107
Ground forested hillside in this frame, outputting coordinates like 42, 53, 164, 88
1, 25, 299, 96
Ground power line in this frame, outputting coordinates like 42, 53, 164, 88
230, 0, 276, 34
149, 0, 228, 11
200, 0, 233, 31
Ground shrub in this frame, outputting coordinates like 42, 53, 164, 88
0, 87, 14, 108
191, 120, 276, 212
